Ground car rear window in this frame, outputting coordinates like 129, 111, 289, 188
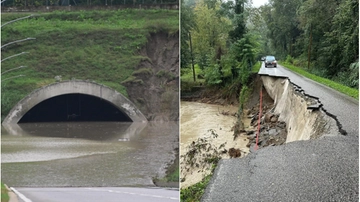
266, 56, 275, 61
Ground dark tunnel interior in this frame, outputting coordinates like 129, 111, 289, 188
18, 94, 133, 123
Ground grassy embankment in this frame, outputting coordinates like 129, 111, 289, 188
1, 9, 178, 120
1, 183, 9, 202
280, 62, 358, 100
1, 9, 179, 184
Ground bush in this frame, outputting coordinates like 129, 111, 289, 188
204, 64, 222, 85
285, 55, 294, 64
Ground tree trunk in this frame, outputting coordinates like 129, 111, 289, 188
189, 32, 196, 82
307, 24, 313, 69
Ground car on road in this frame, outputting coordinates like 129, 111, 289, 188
265, 56, 277, 68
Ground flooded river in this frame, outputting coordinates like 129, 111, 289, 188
1, 121, 178, 187
180, 101, 249, 188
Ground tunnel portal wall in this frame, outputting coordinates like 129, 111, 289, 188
2, 80, 147, 124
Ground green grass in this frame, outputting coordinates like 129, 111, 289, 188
180, 65, 205, 91
280, 62, 358, 100
166, 165, 179, 182
180, 155, 219, 202
164, 150, 179, 183
1, 9, 179, 120
1, 183, 9, 202
180, 173, 212, 202
153, 153, 179, 186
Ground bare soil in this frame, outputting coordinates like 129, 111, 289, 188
124, 32, 179, 121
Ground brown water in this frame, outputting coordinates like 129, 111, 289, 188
1, 121, 178, 187
180, 101, 249, 188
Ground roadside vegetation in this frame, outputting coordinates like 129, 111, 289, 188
180, 169, 214, 202
1, 9, 178, 120
280, 61, 358, 99
1, 0, 177, 6
180, 0, 357, 200
1, 183, 9, 202
258, 0, 358, 91
153, 149, 180, 187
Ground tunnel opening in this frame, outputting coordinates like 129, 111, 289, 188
18, 93, 133, 123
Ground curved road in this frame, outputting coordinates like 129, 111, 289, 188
202, 64, 358, 201
13, 187, 179, 202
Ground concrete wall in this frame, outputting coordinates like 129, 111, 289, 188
261, 76, 340, 142
2, 80, 147, 124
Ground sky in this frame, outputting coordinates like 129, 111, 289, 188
251, 0, 269, 8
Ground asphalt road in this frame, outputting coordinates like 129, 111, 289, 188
278, 65, 357, 135
202, 64, 359, 201
13, 187, 179, 202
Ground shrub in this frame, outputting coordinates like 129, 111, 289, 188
285, 55, 294, 64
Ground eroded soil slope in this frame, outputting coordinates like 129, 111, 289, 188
123, 32, 179, 121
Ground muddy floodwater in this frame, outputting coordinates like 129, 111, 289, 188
180, 101, 249, 188
1, 121, 178, 187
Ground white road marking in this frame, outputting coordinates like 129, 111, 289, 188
87, 188, 179, 200
10, 187, 33, 202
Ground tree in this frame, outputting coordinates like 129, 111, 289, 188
297, 0, 338, 69
319, 0, 358, 78
262, 0, 301, 58
246, 6, 270, 59
228, 0, 246, 41
261, 0, 358, 88
191, 0, 231, 69
180, 1, 196, 69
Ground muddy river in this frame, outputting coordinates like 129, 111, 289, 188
1, 121, 178, 187
180, 101, 250, 188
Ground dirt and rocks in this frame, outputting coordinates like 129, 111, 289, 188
124, 32, 179, 121
241, 105, 288, 149
182, 80, 288, 150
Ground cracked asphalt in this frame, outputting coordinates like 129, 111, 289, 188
202, 64, 359, 202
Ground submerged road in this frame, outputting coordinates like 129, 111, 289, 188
13, 187, 179, 202
202, 63, 358, 201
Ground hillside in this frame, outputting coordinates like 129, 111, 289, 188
1, 9, 179, 121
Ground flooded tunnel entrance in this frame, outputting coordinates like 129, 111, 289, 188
2, 81, 147, 124
19, 94, 132, 123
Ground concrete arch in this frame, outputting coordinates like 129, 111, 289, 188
2, 80, 147, 124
